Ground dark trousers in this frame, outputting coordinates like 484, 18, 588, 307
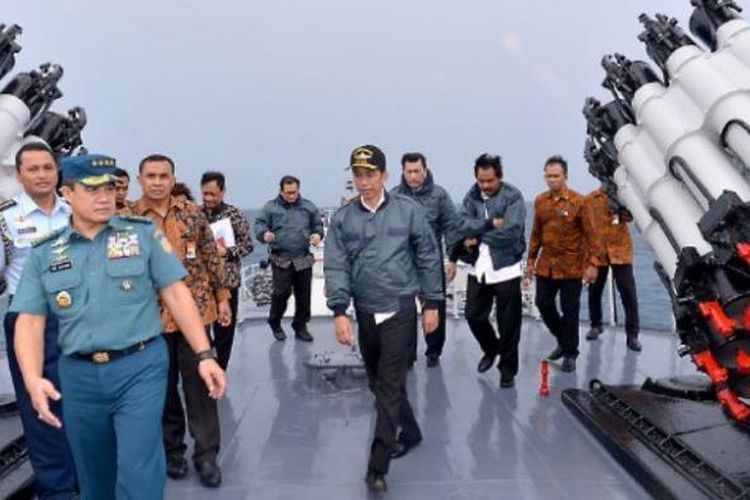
535, 276, 583, 358
425, 299, 447, 357
211, 287, 239, 370
356, 306, 422, 475
464, 276, 522, 377
4, 310, 77, 500
268, 264, 312, 332
409, 265, 447, 361
162, 330, 220, 464
408, 299, 446, 363
588, 264, 640, 338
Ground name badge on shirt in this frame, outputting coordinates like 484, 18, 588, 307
14, 217, 39, 245
107, 231, 141, 259
186, 241, 197, 260
50, 261, 72, 273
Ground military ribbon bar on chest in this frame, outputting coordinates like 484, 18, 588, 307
107, 227, 141, 259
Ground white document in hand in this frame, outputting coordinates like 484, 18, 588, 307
210, 217, 236, 248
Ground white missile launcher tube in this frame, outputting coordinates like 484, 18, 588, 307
614, 124, 713, 256
661, 44, 750, 175
0, 93, 29, 157
716, 19, 750, 66
612, 167, 679, 277
0, 94, 32, 200
631, 79, 750, 201
724, 123, 750, 168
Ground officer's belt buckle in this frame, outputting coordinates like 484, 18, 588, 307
92, 351, 110, 364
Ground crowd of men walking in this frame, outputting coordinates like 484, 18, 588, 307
0, 142, 642, 497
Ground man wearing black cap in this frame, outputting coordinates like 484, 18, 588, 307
324, 145, 443, 492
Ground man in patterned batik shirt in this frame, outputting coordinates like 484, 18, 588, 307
130, 154, 231, 488
200, 170, 253, 370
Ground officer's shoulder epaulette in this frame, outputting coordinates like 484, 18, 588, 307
31, 226, 66, 248
0, 199, 17, 212
118, 214, 153, 224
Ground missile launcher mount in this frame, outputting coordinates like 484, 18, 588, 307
567, 1, 750, 498
0, 21, 87, 499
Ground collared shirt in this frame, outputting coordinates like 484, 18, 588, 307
527, 187, 602, 279
0, 192, 71, 294
325, 191, 443, 315
586, 189, 633, 265
129, 196, 230, 332
361, 190, 386, 213
202, 202, 254, 289
469, 192, 523, 284
9, 216, 187, 355
362, 190, 393, 324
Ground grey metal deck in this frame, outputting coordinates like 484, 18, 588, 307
165, 316, 693, 499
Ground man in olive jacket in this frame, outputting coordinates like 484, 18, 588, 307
325, 145, 442, 492
390, 152, 458, 367
254, 176, 324, 341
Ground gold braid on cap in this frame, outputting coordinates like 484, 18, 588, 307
351, 147, 375, 168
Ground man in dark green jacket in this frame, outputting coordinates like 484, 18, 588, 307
390, 152, 457, 367
325, 144, 442, 493
254, 176, 323, 341
451, 154, 526, 388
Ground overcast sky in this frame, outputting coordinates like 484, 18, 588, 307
3, 0, 694, 208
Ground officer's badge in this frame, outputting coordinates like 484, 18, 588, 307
55, 291, 72, 309
121, 279, 133, 291
49, 244, 72, 273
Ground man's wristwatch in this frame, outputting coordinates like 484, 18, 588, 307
195, 349, 216, 363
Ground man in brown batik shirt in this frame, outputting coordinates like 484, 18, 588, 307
527, 155, 602, 373
584, 187, 641, 351
132, 154, 230, 488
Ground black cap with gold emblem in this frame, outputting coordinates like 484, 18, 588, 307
348, 144, 386, 171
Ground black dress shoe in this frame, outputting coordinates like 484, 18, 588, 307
477, 353, 497, 373
166, 454, 188, 479
547, 346, 563, 361
561, 357, 576, 372
390, 437, 422, 459
500, 374, 515, 388
294, 328, 314, 342
426, 355, 439, 367
365, 469, 387, 492
271, 326, 287, 341
195, 460, 222, 488
585, 327, 602, 340
627, 337, 642, 352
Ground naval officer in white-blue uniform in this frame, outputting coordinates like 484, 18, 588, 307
0, 142, 78, 499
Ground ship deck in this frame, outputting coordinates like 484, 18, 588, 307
164, 315, 694, 499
